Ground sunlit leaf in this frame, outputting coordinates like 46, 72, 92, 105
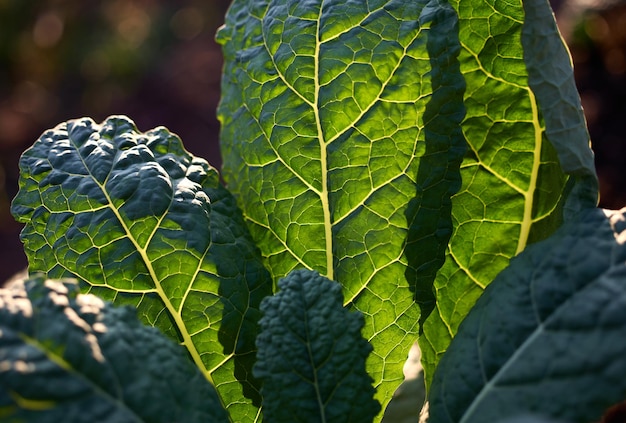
419, 0, 598, 386
217, 0, 466, 413
11, 116, 272, 421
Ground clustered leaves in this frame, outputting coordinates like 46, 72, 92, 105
2, 0, 626, 422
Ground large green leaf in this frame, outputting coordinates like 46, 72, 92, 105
254, 269, 380, 422
11, 116, 272, 421
217, 0, 466, 412
419, 0, 598, 386
428, 207, 626, 423
0, 275, 228, 422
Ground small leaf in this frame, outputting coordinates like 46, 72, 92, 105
0, 275, 228, 423
428, 207, 626, 423
254, 269, 381, 423
11, 116, 273, 421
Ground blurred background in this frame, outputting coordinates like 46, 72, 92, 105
1, 0, 625, 283
1, 0, 231, 282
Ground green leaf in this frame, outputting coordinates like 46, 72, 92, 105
0, 275, 228, 423
11, 116, 273, 421
419, 0, 598, 386
217, 0, 466, 412
520, 0, 599, 214
254, 269, 380, 422
428, 207, 626, 423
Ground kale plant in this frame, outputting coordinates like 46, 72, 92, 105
3, 0, 626, 421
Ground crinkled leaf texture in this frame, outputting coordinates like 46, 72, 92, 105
11, 116, 272, 421
254, 269, 380, 423
0, 275, 228, 423
420, 0, 599, 385
521, 0, 599, 214
428, 207, 626, 423
217, 0, 466, 412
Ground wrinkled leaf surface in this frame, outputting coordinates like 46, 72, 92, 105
428, 208, 626, 423
254, 269, 380, 422
0, 275, 228, 423
11, 116, 272, 421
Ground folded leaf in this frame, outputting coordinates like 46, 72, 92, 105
428, 207, 626, 423
420, 0, 598, 386
254, 269, 380, 422
11, 116, 273, 421
217, 0, 466, 412
0, 275, 228, 423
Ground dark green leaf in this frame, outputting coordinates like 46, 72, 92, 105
521, 0, 599, 214
428, 207, 626, 423
0, 275, 228, 423
254, 269, 380, 423
11, 116, 272, 421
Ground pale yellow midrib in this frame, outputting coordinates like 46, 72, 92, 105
257, 25, 333, 278
69, 143, 213, 387
516, 88, 543, 255
314, 7, 334, 281
461, 42, 543, 255
100, 187, 212, 384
